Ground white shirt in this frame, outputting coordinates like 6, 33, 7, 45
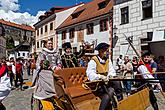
86, 56, 116, 81
6, 62, 16, 75
137, 65, 154, 79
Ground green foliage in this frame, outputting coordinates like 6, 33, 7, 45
6, 43, 15, 49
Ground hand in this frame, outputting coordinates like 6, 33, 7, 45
98, 75, 109, 82
54, 67, 61, 74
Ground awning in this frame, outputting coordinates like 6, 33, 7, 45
149, 30, 165, 57
152, 30, 165, 42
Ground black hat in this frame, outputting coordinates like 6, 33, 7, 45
141, 51, 150, 57
95, 43, 109, 50
62, 42, 71, 49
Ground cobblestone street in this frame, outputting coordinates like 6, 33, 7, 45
3, 81, 165, 110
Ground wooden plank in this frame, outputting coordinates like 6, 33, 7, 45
117, 88, 150, 110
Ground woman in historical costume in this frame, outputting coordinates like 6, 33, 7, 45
32, 39, 62, 110
0, 58, 11, 110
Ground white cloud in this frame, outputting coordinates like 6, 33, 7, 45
0, 0, 20, 12
0, 0, 45, 26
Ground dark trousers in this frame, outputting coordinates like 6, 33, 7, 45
123, 81, 131, 94
9, 72, 14, 86
27, 67, 31, 76
0, 103, 6, 110
15, 73, 23, 89
94, 81, 123, 110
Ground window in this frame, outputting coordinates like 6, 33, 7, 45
50, 22, 53, 30
45, 25, 47, 32
71, 10, 84, 19
98, 1, 107, 9
50, 38, 53, 42
86, 23, 94, 35
140, 32, 153, 52
59, 49, 62, 55
73, 47, 77, 53
69, 28, 75, 39
41, 27, 43, 34
37, 29, 39, 36
142, 0, 152, 19
18, 53, 20, 56
23, 53, 25, 56
37, 41, 39, 48
121, 6, 129, 24
23, 35, 27, 40
100, 19, 108, 32
62, 30, 66, 40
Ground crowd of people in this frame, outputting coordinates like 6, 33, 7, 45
116, 53, 165, 95
0, 56, 36, 109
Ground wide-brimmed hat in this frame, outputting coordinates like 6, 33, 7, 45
141, 51, 150, 57
62, 42, 71, 49
95, 43, 109, 51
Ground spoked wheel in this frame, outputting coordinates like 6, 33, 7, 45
31, 94, 44, 110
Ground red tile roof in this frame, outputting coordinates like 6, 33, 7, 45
37, 3, 85, 22
0, 19, 35, 31
57, 0, 114, 29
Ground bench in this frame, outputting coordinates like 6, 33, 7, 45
55, 67, 151, 110
56, 67, 100, 110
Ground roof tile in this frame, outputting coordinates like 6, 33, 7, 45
0, 19, 35, 31
57, 0, 113, 29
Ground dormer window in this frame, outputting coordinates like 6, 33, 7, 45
98, 1, 108, 10
71, 10, 84, 19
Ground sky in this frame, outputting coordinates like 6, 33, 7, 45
0, 0, 91, 26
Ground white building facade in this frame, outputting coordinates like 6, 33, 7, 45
57, 15, 112, 53
113, 0, 165, 61
56, 0, 114, 54
34, 5, 83, 53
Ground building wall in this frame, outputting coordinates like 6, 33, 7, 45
35, 5, 82, 53
113, 0, 165, 62
57, 14, 112, 53
17, 51, 30, 59
0, 36, 6, 58
35, 18, 55, 53
1, 24, 34, 59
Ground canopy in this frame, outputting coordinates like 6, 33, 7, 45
149, 30, 165, 57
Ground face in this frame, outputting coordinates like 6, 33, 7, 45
143, 55, 150, 63
124, 56, 129, 62
46, 40, 53, 50
65, 48, 71, 54
99, 48, 109, 59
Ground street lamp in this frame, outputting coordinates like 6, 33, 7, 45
111, 25, 118, 61
112, 25, 118, 48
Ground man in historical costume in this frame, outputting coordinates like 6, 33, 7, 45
15, 58, 24, 90
137, 52, 161, 110
86, 43, 123, 110
32, 39, 62, 110
61, 42, 86, 68
6, 57, 15, 87
0, 58, 11, 110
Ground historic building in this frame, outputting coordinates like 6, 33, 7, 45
0, 19, 35, 59
113, 0, 165, 61
34, 4, 83, 53
0, 24, 6, 58
56, 0, 113, 54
